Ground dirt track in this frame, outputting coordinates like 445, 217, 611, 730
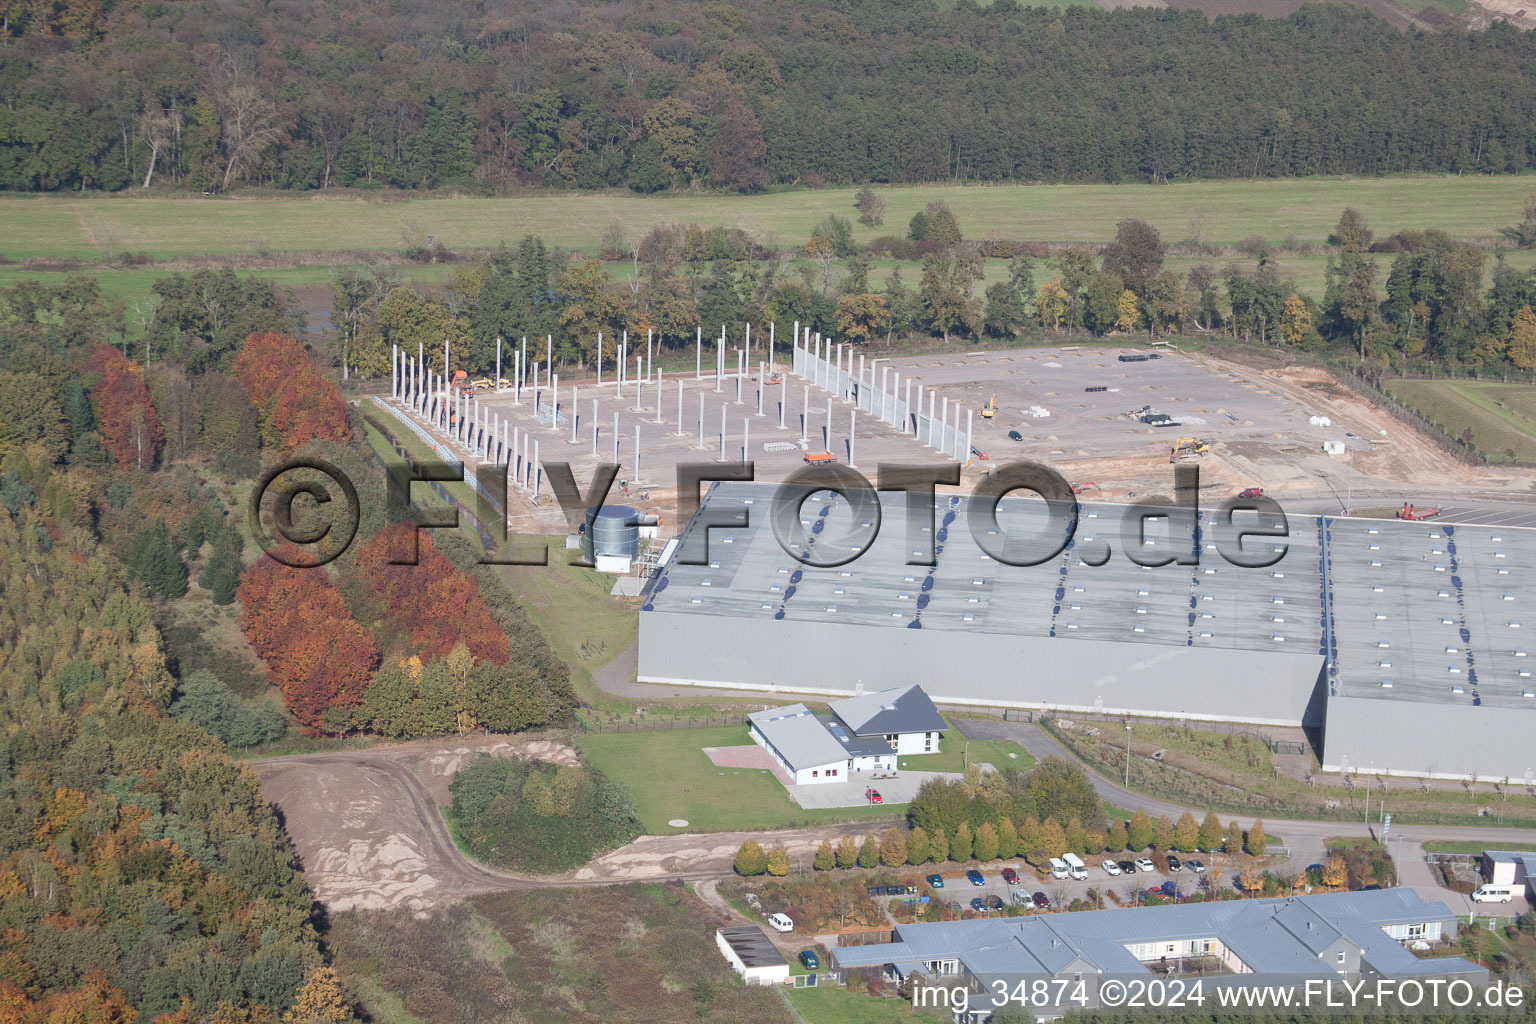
252, 738, 882, 913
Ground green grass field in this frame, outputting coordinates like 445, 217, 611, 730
4, 176, 1532, 262
576, 724, 904, 834
783, 984, 911, 1023
1422, 839, 1536, 854
893, 718, 1035, 774
1385, 378, 1536, 463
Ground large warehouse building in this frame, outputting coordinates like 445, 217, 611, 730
637, 482, 1536, 783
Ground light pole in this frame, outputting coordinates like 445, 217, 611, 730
1395, 834, 1404, 887
1345, 446, 1354, 515
1125, 723, 1133, 787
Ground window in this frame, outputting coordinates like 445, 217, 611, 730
829, 768, 838, 777
1407, 923, 1426, 938
811, 771, 818, 778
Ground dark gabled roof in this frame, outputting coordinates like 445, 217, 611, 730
718, 927, 787, 969
830, 684, 947, 737
817, 714, 893, 758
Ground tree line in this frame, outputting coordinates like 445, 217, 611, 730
5, 0, 1536, 194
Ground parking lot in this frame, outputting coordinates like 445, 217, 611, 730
914, 858, 1220, 915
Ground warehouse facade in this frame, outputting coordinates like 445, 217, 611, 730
639, 482, 1536, 782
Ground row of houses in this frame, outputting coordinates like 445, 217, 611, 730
826, 888, 1482, 1006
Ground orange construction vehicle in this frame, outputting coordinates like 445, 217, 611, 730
803, 451, 836, 464
451, 370, 473, 396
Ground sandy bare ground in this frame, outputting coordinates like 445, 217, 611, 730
252, 737, 877, 913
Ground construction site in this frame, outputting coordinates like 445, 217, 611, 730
376, 327, 1536, 784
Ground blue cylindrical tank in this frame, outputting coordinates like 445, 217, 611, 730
585, 504, 640, 562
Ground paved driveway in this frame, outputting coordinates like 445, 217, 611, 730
790, 770, 964, 809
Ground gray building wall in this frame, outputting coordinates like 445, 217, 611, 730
1322, 695, 1536, 783
640, 610, 1326, 726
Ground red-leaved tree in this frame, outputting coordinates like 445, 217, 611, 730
355, 523, 509, 666
86, 344, 164, 469
232, 332, 351, 450
237, 550, 378, 730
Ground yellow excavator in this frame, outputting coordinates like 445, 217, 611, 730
1169, 437, 1210, 462
982, 392, 997, 419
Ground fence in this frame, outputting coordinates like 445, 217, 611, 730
575, 712, 743, 734
370, 396, 509, 517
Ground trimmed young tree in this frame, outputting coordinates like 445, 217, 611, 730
836, 834, 859, 869
857, 833, 880, 869
765, 845, 789, 877
1246, 819, 1268, 855
880, 828, 907, 868
906, 826, 930, 866
814, 839, 836, 871
1152, 815, 1174, 851
1174, 811, 1200, 852
950, 823, 973, 862
1041, 817, 1067, 859
734, 840, 767, 876
972, 822, 999, 863
928, 828, 949, 864
1225, 820, 1244, 856
1106, 818, 1129, 852
996, 819, 1019, 861
1126, 809, 1153, 852
1064, 817, 1086, 856
1198, 811, 1224, 853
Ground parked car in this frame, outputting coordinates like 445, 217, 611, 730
768, 913, 794, 933
926, 874, 945, 888
1134, 858, 1155, 873
1101, 860, 1122, 876
1031, 892, 1052, 910
986, 895, 1005, 911
1186, 859, 1206, 874
1001, 867, 1020, 885
799, 950, 820, 970
966, 869, 985, 886
1238, 486, 1264, 499
1118, 860, 1138, 875
1008, 430, 1024, 442
864, 788, 882, 804
1166, 855, 1182, 872
970, 897, 987, 913
1159, 881, 1178, 898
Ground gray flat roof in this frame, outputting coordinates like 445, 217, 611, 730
747, 704, 849, 770
646, 483, 1536, 718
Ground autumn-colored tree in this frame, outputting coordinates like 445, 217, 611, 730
928, 828, 949, 863
1508, 306, 1536, 371
86, 344, 164, 470
835, 834, 859, 869
1126, 808, 1153, 852
355, 524, 509, 665
1225, 819, 1244, 856
1238, 864, 1264, 895
857, 833, 880, 868
232, 333, 351, 450
237, 552, 378, 730
1173, 811, 1200, 852
1280, 293, 1315, 347
1246, 819, 1268, 855
765, 844, 790, 876
814, 839, 835, 870
1198, 811, 1224, 853
1321, 853, 1349, 890
1151, 814, 1174, 850
1064, 817, 1086, 856
283, 966, 356, 1023
734, 840, 767, 876
906, 826, 930, 866
880, 827, 907, 867
972, 822, 999, 862
1036, 277, 1069, 331
1116, 290, 1140, 333
834, 292, 889, 343
1040, 817, 1067, 859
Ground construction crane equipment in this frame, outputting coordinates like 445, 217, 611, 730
1169, 437, 1210, 462
982, 392, 997, 419
1398, 503, 1442, 521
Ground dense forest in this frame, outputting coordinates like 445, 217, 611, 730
0, 252, 579, 1014
3, 0, 1536, 193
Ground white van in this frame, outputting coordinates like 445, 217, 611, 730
767, 912, 795, 932
1049, 857, 1070, 880
1063, 852, 1088, 881
1472, 885, 1515, 904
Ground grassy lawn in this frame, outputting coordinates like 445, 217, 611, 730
894, 719, 1035, 774
577, 725, 904, 834
782, 984, 914, 1024
1423, 839, 1536, 854
5, 177, 1534, 262
1385, 378, 1536, 463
